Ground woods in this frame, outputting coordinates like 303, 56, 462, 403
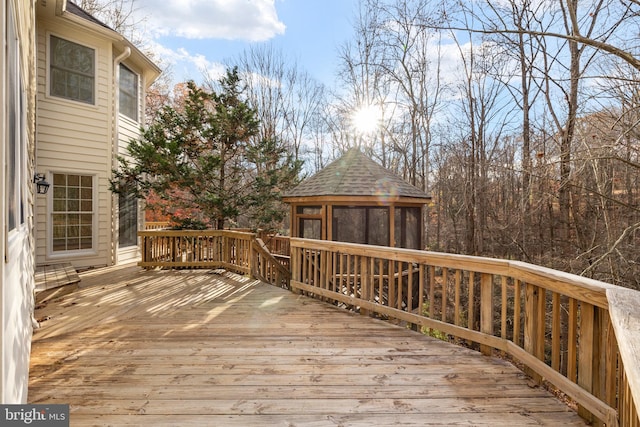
95, 0, 639, 289
323, 0, 640, 289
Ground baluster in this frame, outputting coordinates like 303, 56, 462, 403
480, 273, 493, 356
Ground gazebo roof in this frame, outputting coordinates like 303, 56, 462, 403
283, 148, 430, 200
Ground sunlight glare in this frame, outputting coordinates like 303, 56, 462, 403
260, 296, 284, 307
352, 104, 382, 135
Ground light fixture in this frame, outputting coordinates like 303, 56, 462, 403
33, 173, 50, 195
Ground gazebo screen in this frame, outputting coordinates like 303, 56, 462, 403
331, 206, 390, 246
394, 206, 421, 249
297, 206, 322, 239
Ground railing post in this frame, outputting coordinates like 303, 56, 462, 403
577, 302, 595, 423
291, 245, 302, 295
480, 273, 493, 356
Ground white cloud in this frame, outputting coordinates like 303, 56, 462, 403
136, 0, 286, 41
150, 41, 226, 83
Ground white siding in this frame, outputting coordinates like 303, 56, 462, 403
2, 0, 37, 404
35, 17, 114, 269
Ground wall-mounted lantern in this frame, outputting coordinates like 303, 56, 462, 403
33, 173, 50, 195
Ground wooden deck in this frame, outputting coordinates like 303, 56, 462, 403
28, 263, 586, 426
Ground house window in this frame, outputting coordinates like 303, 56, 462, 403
6, 8, 24, 233
119, 64, 138, 121
52, 174, 94, 252
118, 188, 138, 247
50, 35, 95, 104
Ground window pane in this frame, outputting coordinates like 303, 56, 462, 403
53, 239, 66, 252
67, 200, 79, 211
68, 187, 79, 200
53, 225, 66, 239
53, 173, 66, 185
80, 225, 92, 237
81, 187, 92, 199
81, 238, 93, 249
53, 199, 65, 211
80, 213, 92, 224
68, 238, 79, 250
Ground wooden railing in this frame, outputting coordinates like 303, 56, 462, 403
144, 221, 171, 230
289, 237, 640, 427
258, 233, 290, 257
138, 230, 289, 288
257, 233, 291, 270
253, 238, 290, 289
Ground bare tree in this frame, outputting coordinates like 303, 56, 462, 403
227, 44, 327, 165
76, 0, 146, 45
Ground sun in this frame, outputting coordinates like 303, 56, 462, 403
352, 104, 382, 135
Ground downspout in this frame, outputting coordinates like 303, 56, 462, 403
110, 46, 131, 265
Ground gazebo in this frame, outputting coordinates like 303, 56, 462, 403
283, 148, 431, 249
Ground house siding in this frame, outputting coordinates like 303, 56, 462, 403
1, 0, 37, 404
35, 17, 114, 269
0, 0, 157, 404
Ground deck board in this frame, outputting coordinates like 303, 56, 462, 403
29, 263, 586, 426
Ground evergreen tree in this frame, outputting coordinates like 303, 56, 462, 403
245, 137, 302, 232
112, 68, 260, 229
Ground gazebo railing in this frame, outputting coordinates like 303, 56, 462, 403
289, 237, 639, 427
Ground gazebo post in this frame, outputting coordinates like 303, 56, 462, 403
389, 204, 396, 248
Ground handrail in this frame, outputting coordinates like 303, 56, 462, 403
252, 238, 290, 289
289, 237, 640, 427
607, 288, 640, 427
138, 229, 290, 288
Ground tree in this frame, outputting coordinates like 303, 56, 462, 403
245, 137, 302, 232
112, 69, 259, 229
76, 0, 144, 45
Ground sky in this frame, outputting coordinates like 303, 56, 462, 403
132, 0, 359, 88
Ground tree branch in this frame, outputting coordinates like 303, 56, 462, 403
581, 222, 640, 276
421, 24, 640, 71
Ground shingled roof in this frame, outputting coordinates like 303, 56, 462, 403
66, 1, 113, 31
284, 148, 430, 200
